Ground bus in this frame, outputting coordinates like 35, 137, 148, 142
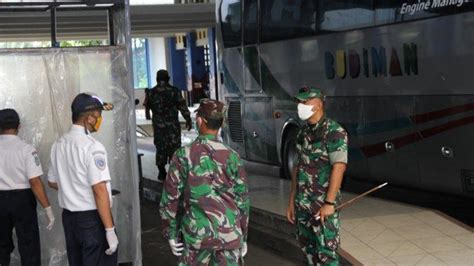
216, 0, 474, 197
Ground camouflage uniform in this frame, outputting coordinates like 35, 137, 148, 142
144, 82, 192, 175
159, 99, 250, 266
294, 88, 348, 265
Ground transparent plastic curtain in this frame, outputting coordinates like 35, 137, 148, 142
0, 47, 141, 265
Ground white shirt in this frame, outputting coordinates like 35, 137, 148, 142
48, 125, 112, 211
0, 135, 43, 190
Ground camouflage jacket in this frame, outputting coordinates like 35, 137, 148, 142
144, 83, 191, 126
295, 116, 348, 212
159, 134, 250, 250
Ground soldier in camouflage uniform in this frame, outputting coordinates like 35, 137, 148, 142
286, 87, 348, 265
159, 99, 250, 266
144, 69, 193, 182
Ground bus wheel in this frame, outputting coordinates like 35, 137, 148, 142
281, 128, 298, 179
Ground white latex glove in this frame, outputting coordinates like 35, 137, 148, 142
105, 227, 119, 255
168, 239, 184, 256
241, 242, 248, 257
44, 206, 55, 230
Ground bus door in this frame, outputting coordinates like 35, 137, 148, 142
363, 97, 420, 186
219, 0, 245, 155
241, 0, 278, 164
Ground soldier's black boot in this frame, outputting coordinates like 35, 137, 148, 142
157, 165, 167, 183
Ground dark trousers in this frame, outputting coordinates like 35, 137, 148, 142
62, 209, 118, 266
0, 189, 40, 266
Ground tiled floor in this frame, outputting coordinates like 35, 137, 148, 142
138, 135, 474, 265
248, 174, 474, 266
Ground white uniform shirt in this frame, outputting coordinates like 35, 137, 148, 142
48, 125, 112, 211
0, 135, 43, 190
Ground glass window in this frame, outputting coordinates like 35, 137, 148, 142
243, 0, 258, 45
261, 0, 318, 42
319, 0, 375, 32
220, 0, 242, 47
132, 38, 150, 89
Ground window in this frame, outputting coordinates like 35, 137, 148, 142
243, 0, 258, 45
319, 1, 375, 32
220, 0, 242, 47
261, 0, 318, 42
132, 38, 150, 89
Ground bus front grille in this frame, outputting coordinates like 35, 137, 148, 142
227, 101, 244, 143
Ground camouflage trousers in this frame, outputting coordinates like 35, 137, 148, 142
153, 124, 181, 167
296, 210, 340, 266
178, 247, 243, 266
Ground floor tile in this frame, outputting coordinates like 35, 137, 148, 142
341, 218, 371, 232
350, 218, 386, 242
453, 233, 474, 249
433, 249, 474, 265
345, 244, 384, 261
388, 241, 426, 258
392, 223, 444, 240
411, 211, 450, 225
411, 236, 467, 253
340, 230, 365, 248
358, 257, 396, 266
373, 214, 423, 229
415, 255, 446, 266
367, 240, 406, 257
369, 229, 406, 243
429, 220, 473, 236
388, 254, 425, 265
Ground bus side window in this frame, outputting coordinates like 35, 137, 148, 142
220, 0, 242, 48
261, 0, 318, 43
318, 0, 375, 32
244, 0, 258, 45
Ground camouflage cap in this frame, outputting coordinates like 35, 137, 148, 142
294, 86, 325, 101
194, 98, 226, 120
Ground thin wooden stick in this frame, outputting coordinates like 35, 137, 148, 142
316, 182, 388, 221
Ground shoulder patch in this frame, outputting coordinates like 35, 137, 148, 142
94, 155, 107, 171
32, 151, 40, 167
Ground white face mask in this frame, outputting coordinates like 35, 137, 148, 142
297, 103, 315, 120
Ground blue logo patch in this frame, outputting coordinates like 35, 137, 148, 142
94, 156, 106, 171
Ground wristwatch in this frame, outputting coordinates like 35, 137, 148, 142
324, 199, 336, 206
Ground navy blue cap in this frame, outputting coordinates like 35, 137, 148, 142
71, 93, 113, 116
0, 108, 20, 129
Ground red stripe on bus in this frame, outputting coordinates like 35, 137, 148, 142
411, 103, 474, 124
361, 115, 474, 158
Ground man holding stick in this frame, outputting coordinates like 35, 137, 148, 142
286, 86, 348, 266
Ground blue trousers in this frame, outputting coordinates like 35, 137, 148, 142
62, 209, 118, 266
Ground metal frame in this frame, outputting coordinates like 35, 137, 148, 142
0, 1, 124, 47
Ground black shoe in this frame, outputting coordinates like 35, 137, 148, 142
158, 166, 167, 183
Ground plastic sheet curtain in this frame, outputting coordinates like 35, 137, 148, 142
0, 47, 142, 265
